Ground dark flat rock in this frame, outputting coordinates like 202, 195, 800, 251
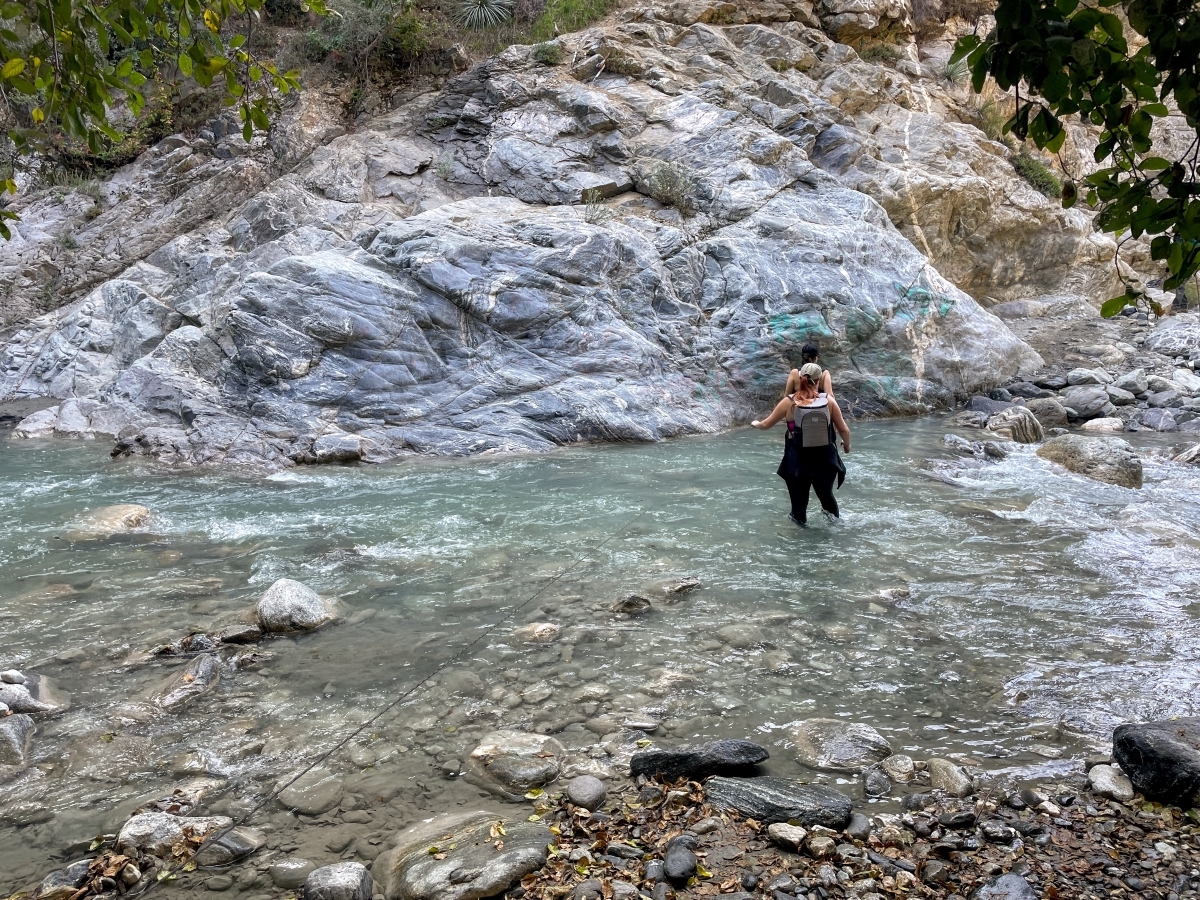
705, 776, 852, 828
630, 739, 768, 781
1113, 718, 1200, 808
967, 396, 1013, 416
970, 873, 1038, 899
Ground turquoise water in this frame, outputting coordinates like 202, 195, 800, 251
1, 418, 1198, 891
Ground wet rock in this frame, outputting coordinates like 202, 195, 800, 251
256, 578, 338, 633
0, 713, 35, 765
1137, 407, 1178, 431
979, 820, 1017, 843
967, 396, 1012, 417
791, 719, 891, 772
487, 755, 559, 791
1037, 434, 1143, 488
194, 825, 265, 866
271, 857, 318, 889
880, 754, 915, 782
705, 776, 852, 828
611, 594, 652, 615
1113, 718, 1200, 807
153, 632, 219, 656
67, 504, 150, 540
149, 654, 221, 710
985, 406, 1044, 443
845, 812, 871, 842
663, 576, 702, 596
117, 811, 231, 857
629, 739, 769, 780
567, 775, 607, 811
0, 672, 70, 716
927, 758, 973, 798
1, 669, 25, 684
371, 810, 552, 900
767, 822, 808, 849
970, 872, 1038, 899
664, 834, 697, 884
276, 767, 344, 815
716, 623, 767, 648
32, 859, 92, 900
863, 766, 890, 796
513, 622, 561, 643
939, 810, 976, 829
1060, 386, 1112, 420
305, 862, 373, 900
215, 621, 264, 644
1024, 397, 1069, 429
469, 730, 564, 795
1086, 763, 1135, 802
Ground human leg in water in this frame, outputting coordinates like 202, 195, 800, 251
811, 466, 839, 519
784, 474, 811, 526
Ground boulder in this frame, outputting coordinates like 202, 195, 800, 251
791, 719, 891, 772
1113, 718, 1200, 808
194, 825, 266, 866
629, 739, 769, 781
271, 857, 319, 889
305, 862, 373, 900
1037, 435, 1143, 488
967, 396, 1013, 417
1143, 314, 1200, 357
1113, 369, 1148, 395
1137, 408, 1178, 431
705, 776, 853, 828
1023, 397, 1069, 429
117, 812, 231, 857
276, 766, 344, 815
1080, 417, 1124, 432
255, 578, 338, 632
1067, 367, 1112, 386
0, 713, 35, 766
970, 873, 1038, 899
149, 654, 221, 710
32, 859, 93, 900
1105, 384, 1136, 405
1174, 368, 1200, 394
67, 504, 150, 540
469, 731, 565, 795
0, 672, 70, 716
985, 406, 1044, 443
371, 810, 552, 900
1059, 386, 1112, 420
1087, 764, 1135, 802
927, 758, 973, 798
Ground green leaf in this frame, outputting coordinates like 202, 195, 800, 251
242, 120, 253, 142
114, 56, 133, 78
1099, 296, 1127, 317
178, 53, 193, 76
1, 56, 23, 78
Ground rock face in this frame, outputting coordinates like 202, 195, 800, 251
1113, 719, 1200, 808
305, 862, 373, 900
0, 4, 1047, 469
1037, 434, 1143, 488
256, 578, 338, 632
629, 739, 769, 780
791, 719, 891, 772
705, 776, 853, 828
116, 812, 231, 858
371, 810, 552, 900
0, 713, 35, 766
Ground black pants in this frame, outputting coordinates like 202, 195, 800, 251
784, 469, 839, 524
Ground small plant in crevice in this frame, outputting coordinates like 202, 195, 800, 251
602, 51, 642, 76
54, 230, 78, 251
1011, 149, 1063, 199
972, 96, 1013, 144
942, 56, 969, 86
581, 187, 614, 224
434, 150, 456, 180
642, 161, 696, 214
859, 42, 902, 63
532, 41, 563, 65
457, 0, 514, 29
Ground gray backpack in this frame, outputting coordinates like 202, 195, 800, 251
795, 400, 831, 447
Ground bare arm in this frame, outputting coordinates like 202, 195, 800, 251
821, 370, 835, 405
752, 396, 794, 429
783, 369, 799, 399
829, 399, 851, 453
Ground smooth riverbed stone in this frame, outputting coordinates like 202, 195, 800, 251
1087, 764, 1134, 802
271, 857, 318, 889
705, 776, 852, 828
256, 578, 339, 632
276, 767, 344, 815
629, 739, 769, 781
305, 861, 373, 900
927, 758, 973, 798
791, 719, 891, 772
567, 775, 607, 811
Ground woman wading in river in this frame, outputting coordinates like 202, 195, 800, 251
753, 362, 850, 526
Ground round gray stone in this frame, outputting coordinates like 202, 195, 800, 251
566, 774, 607, 811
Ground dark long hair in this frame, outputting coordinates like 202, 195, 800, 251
801, 343, 820, 364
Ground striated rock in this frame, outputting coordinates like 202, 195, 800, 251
1113, 718, 1200, 808
985, 406, 1044, 443
1087, 764, 1135, 803
791, 719, 891, 772
927, 758, 973, 798
32, 859, 93, 900
0, 672, 70, 716
0, 713, 35, 766
371, 810, 551, 900
630, 739, 769, 781
149, 654, 221, 711
256, 578, 338, 632
1037, 434, 1143, 488
117, 812, 231, 857
67, 504, 150, 540
705, 776, 853, 828
305, 862, 373, 900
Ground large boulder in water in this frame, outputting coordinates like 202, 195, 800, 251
0, 713, 35, 766
467, 730, 564, 797
791, 719, 891, 772
256, 578, 339, 633
630, 739, 768, 781
1113, 718, 1200, 808
705, 776, 852, 828
1036, 434, 1143, 488
371, 810, 552, 900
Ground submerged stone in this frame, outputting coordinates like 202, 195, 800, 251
791, 719, 891, 772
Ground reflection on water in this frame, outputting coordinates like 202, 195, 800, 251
1, 417, 1198, 891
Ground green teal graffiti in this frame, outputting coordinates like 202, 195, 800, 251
893, 282, 955, 319
766, 311, 834, 344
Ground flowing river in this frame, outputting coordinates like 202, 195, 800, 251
2, 417, 1198, 892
